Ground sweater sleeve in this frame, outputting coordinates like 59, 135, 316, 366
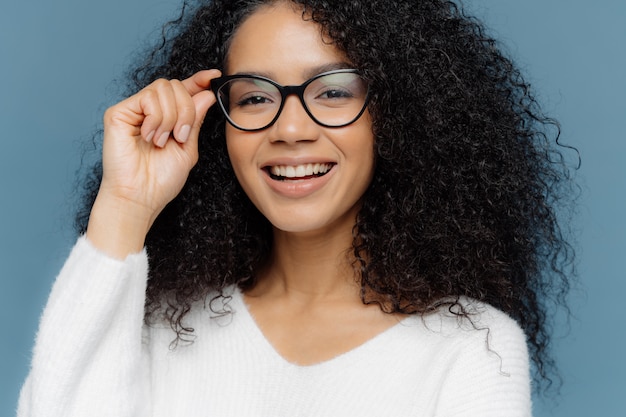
17, 236, 152, 417
434, 307, 532, 417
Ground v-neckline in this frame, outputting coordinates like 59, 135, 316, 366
229, 287, 415, 369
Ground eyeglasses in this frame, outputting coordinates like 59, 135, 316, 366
210, 69, 370, 131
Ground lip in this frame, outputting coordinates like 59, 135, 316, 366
261, 158, 337, 198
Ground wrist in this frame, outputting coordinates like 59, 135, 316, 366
86, 193, 156, 259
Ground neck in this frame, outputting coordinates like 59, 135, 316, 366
251, 224, 362, 303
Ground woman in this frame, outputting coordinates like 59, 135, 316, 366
19, 0, 576, 415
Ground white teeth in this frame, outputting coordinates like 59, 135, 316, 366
270, 163, 332, 178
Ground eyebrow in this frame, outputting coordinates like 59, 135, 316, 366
229, 62, 354, 81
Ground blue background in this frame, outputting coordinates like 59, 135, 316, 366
1, 0, 624, 415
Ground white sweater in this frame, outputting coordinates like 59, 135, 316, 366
18, 236, 532, 416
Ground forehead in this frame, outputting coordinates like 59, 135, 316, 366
225, 2, 348, 81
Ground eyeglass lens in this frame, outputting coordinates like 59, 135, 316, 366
216, 71, 368, 131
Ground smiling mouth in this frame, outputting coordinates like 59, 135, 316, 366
266, 163, 334, 181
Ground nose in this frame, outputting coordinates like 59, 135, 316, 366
269, 94, 319, 143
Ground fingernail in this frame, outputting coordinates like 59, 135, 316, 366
178, 124, 191, 143
145, 130, 155, 143
156, 131, 170, 148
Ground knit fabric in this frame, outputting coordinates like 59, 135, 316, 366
18, 236, 532, 416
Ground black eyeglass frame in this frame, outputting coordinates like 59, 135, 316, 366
210, 69, 371, 132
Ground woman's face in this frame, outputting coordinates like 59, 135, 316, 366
224, 2, 375, 236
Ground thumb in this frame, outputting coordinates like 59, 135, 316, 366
184, 69, 222, 140
192, 89, 217, 132
180, 89, 216, 158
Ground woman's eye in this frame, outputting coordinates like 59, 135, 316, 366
319, 88, 353, 99
236, 94, 273, 106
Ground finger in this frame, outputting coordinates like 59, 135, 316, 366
170, 79, 197, 143
181, 69, 222, 96
180, 71, 221, 146
136, 81, 172, 145
162, 89, 215, 170
104, 88, 163, 144
188, 88, 218, 138
151, 79, 180, 148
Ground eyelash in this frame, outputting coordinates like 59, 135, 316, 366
317, 88, 353, 99
236, 93, 275, 106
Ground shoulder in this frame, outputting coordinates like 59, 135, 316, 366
409, 298, 531, 416
396, 297, 530, 385
145, 285, 241, 336
413, 297, 527, 350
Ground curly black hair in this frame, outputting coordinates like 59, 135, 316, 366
76, 0, 578, 394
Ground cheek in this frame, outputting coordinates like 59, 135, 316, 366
347, 120, 376, 173
225, 129, 266, 205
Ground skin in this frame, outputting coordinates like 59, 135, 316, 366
88, 1, 404, 366
87, 71, 221, 258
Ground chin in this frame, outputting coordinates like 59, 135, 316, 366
269, 218, 328, 234
265, 209, 357, 238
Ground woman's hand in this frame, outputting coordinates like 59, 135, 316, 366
87, 69, 221, 258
